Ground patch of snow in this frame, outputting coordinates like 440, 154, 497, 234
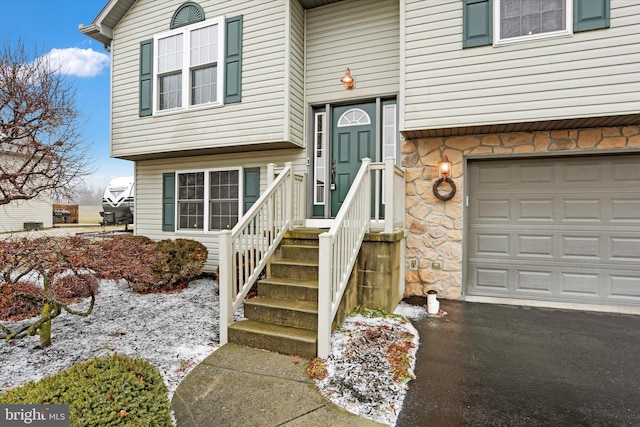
315, 309, 423, 427
1, 277, 427, 427
395, 301, 428, 322
0, 278, 219, 400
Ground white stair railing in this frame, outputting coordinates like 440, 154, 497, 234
317, 158, 372, 358
370, 157, 406, 233
317, 158, 405, 358
219, 162, 305, 344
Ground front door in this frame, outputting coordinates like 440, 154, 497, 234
330, 103, 376, 216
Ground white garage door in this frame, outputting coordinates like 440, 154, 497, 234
466, 154, 640, 306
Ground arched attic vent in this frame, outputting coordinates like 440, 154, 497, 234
170, 2, 205, 29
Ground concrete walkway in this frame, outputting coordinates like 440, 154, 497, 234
396, 300, 640, 427
171, 343, 384, 427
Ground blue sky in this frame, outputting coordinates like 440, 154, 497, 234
0, 0, 134, 191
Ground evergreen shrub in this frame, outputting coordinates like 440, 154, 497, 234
0, 353, 172, 426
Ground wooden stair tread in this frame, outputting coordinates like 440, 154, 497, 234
258, 277, 318, 288
245, 297, 318, 313
229, 319, 317, 342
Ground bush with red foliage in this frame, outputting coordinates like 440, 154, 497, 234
93, 235, 208, 293
0, 236, 99, 347
0, 234, 208, 346
0, 282, 42, 321
91, 235, 161, 287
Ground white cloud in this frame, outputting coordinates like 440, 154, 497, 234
43, 47, 110, 78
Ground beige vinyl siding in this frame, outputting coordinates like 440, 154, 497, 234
110, 0, 299, 160
135, 149, 307, 271
402, 0, 640, 132
287, 0, 305, 145
305, 0, 400, 105
1, 198, 53, 233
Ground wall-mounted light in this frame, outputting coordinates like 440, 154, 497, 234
437, 155, 452, 178
340, 68, 355, 89
433, 155, 456, 201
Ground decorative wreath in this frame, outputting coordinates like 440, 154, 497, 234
432, 177, 456, 201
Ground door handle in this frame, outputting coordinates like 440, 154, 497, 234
330, 160, 336, 191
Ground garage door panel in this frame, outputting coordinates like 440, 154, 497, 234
476, 164, 511, 185
560, 273, 600, 296
518, 235, 554, 257
474, 199, 510, 221
612, 159, 640, 182
610, 237, 640, 261
469, 262, 639, 301
561, 236, 601, 260
611, 199, 640, 222
515, 270, 553, 294
475, 233, 510, 256
562, 199, 601, 222
470, 229, 640, 263
519, 164, 554, 184
519, 199, 554, 221
610, 275, 640, 300
467, 154, 640, 306
563, 161, 603, 184
474, 268, 510, 291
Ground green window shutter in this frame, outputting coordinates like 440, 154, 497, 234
139, 39, 153, 117
463, 0, 493, 48
243, 167, 260, 213
162, 173, 175, 231
224, 15, 243, 104
574, 0, 610, 32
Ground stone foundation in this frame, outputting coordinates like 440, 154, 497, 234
402, 125, 640, 299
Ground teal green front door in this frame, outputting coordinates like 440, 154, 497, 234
330, 103, 376, 217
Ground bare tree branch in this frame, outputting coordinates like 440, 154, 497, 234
0, 38, 94, 205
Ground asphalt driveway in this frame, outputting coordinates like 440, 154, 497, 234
396, 300, 640, 427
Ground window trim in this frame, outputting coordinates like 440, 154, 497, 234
174, 166, 243, 234
494, 0, 573, 46
153, 16, 225, 115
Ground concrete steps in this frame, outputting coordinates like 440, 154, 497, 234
228, 229, 323, 358
226, 320, 317, 359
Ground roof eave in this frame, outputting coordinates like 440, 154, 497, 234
78, 0, 134, 49
79, 23, 113, 49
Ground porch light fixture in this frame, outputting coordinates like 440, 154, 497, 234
340, 68, 355, 89
437, 155, 452, 178
433, 155, 456, 201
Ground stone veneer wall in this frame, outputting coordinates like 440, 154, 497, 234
401, 125, 640, 299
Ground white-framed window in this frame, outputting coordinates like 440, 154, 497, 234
176, 168, 242, 231
381, 103, 398, 204
177, 171, 205, 229
154, 17, 224, 113
313, 112, 327, 205
383, 104, 397, 162
494, 0, 572, 45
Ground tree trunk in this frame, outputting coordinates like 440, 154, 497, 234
38, 302, 52, 347
39, 268, 52, 348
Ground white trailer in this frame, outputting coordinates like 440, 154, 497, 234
101, 176, 134, 226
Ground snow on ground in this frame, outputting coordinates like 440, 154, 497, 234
316, 305, 421, 426
0, 278, 425, 426
0, 278, 219, 399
